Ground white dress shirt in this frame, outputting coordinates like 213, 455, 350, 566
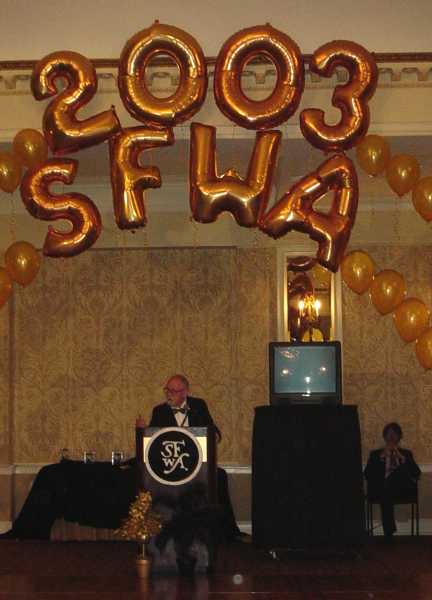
172, 401, 189, 427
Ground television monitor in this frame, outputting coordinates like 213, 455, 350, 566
269, 341, 342, 405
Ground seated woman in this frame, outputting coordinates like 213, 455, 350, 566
364, 422, 421, 538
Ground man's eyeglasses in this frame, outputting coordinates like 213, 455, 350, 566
164, 386, 186, 395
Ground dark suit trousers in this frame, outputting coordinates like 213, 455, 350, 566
370, 467, 417, 535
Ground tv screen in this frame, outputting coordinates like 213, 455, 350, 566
269, 341, 342, 404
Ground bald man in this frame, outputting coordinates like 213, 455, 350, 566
149, 374, 240, 541
149, 374, 221, 438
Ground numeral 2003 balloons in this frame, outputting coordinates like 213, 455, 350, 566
23, 22, 378, 263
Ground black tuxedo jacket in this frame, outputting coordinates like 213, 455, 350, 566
149, 396, 222, 442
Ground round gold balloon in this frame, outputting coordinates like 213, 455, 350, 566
0, 152, 22, 193
13, 129, 48, 169
355, 134, 390, 177
415, 328, 432, 369
370, 269, 406, 315
412, 177, 432, 222
5, 241, 41, 287
393, 297, 430, 344
341, 250, 374, 294
0, 268, 13, 308
311, 263, 332, 288
386, 154, 421, 197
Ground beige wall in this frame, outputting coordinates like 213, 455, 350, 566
2, 0, 432, 59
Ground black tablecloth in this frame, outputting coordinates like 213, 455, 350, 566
12, 459, 137, 536
60, 460, 137, 528
252, 405, 365, 548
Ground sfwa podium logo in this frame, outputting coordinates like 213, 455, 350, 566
145, 428, 203, 485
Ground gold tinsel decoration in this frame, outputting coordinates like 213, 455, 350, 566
116, 490, 162, 542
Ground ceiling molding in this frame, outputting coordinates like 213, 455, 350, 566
2, 59, 432, 94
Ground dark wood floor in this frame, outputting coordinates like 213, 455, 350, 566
0, 536, 431, 599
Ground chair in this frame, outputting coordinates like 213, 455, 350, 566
365, 480, 420, 536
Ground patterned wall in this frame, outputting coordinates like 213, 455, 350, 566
11, 247, 277, 464
3, 243, 432, 467
343, 245, 432, 463
0, 304, 10, 464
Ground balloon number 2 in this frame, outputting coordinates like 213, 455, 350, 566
24, 23, 377, 262
31, 50, 121, 155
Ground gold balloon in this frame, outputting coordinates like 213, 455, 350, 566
393, 298, 430, 344
109, 126, 174, 230
0, 268, 13, 307
341, 251, 374, 294
260, 153, 358, 272
300, 41, 378, 152
20, 158, 102, 258
370, 270, 406, 315
5, 241, 41, 287
415, 328, 432, 369
214, 24, 304, 130
0, 152, 22, 193
31, 51, 120, 154
118, 22, 207, 127
412, 177, 432, 222
190, 122, 281, 227
386, 154, 421, 197
355, 135, 390, 177
311, 263, 332, 288
287, 256, 316, 272
13, 129, 49, 169
302, 328, 324, 342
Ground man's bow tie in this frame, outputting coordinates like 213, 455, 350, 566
172, 407, 188, 415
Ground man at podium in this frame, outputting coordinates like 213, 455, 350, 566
150, 375, 221, 436
148, 374, 240, 541
0, 374, 239, 541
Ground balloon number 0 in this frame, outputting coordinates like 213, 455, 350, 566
25, 23, 377, 261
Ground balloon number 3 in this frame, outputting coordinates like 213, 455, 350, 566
300, 41, 378, 152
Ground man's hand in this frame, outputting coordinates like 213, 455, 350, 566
393, 447, 406, 463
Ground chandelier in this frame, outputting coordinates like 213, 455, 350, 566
298, 293, 321, 342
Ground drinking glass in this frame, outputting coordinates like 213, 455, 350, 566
111, 451, 124, 466
83, 450, 96, 464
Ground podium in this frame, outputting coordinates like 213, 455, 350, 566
136, 426, 217, 502
252, 405, 365, 548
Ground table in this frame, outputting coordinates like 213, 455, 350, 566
252, 405, 365, 548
